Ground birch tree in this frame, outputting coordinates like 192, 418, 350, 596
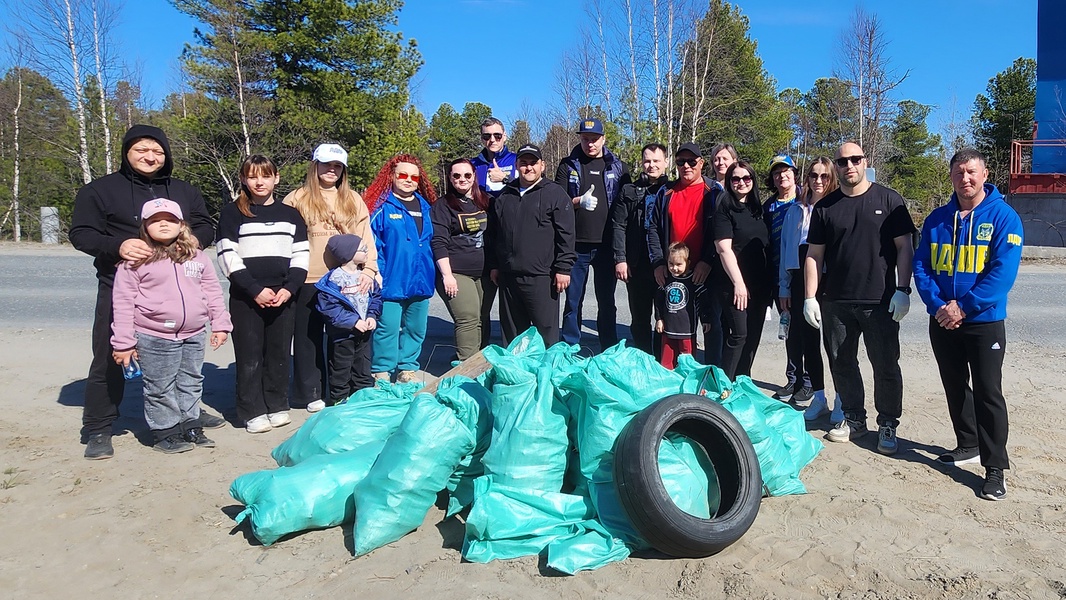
835, 6, 909, 168
15, 0, 93, 183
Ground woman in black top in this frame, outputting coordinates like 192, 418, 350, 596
713, 161, 772, 380
431, 158, 490, 361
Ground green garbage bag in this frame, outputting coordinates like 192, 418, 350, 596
545, 519, 631, 575
271, 381, 416, 467
658, 432, 720, 518
437, 376, 495, 517
230, 444, 385, 546
352, 392, 477, 556
562, 343, 683, 483
677, 355, 821, 496
480, 337, 576, 492
464, 475, 628, 573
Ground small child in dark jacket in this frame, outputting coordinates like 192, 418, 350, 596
316, 234, 383, 405
655, 242, 710, 369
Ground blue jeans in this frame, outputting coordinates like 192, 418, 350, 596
371, 298, 429, 373
136, 331, 206, 440
821, 301, 903, 427
562, 241, 618, 350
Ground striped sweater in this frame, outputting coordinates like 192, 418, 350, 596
216, 200, 310, 300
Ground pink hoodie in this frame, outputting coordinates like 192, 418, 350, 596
111, 249, 233, 350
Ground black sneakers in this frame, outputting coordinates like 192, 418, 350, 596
84, 433, 114, 460
199, 411, 226, 429
981, 467, 1006, 501
937, 446, 981, 466
153, 434, 195, 454
183, 427, 216, 448
790, 385, 815, 404
772, 382, 797, 401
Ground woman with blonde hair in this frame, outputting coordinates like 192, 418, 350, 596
283, 143, 377, 412
777, 156, 841, 421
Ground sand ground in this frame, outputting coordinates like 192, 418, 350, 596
1, 251, 1065, 599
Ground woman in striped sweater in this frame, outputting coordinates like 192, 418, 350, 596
217, 155, 310, 433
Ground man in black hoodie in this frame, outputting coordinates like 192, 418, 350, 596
69, 125, 216, 459
487, 144, 576, 345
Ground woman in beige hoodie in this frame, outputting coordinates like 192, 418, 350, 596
283, 144, 377, 412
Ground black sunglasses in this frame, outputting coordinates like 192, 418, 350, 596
835, 155, 865, 167
675, 157, 700, 167
451, 172, 474, 180
481, 133, 504, 141
730, 175, 753, 184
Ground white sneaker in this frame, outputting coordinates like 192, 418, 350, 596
306, 400, 326, 413
246, 415, 272, 434
830, 393, 845, 424
803, 391, 830, 420
267, 411, 291, 427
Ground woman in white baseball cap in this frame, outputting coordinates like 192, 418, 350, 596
283, 143, 378, 412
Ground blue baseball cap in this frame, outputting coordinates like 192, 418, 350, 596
768, 154, 797, 172
575, 118, 604, 135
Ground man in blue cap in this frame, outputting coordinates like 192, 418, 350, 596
554, 117, 630, 351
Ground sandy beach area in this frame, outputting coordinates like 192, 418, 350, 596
1, 245, 1064, 599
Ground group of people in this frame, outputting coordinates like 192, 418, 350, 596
70, 120, 1023, 502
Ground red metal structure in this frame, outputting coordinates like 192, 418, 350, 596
1009, 139, 1066, 194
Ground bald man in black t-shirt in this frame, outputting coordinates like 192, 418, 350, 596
803, 142, 916, 457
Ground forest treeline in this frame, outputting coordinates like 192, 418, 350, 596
0, 0, 1036, 241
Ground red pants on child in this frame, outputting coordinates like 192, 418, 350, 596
660, 336, 694, 369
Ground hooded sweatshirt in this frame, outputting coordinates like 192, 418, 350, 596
110, 249, 233, 350
69, 125, 215, 285
913, 183, 1023, 323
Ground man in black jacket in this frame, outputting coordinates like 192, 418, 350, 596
646, 142, 726, 366
69, 124, 217, 459
612, 143, 668, 354
487, 144, 576, 345
555, 118, 630, 351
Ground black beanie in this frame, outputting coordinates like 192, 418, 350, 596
326, 234, 364, 264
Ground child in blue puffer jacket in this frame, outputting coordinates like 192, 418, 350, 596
316, 234, 383, 405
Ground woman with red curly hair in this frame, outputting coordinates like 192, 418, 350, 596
363, 154, 437, 383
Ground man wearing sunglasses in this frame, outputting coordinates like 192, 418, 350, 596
803, 142, 916, 456
471, 117, 517, 198
646, 142, 726, 366
555, 117, 631, 351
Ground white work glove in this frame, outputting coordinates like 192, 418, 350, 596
579, 184, 598, 211
888, 290, 910, 322
803, 298, 822, 330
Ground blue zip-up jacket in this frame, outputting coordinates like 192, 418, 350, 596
315, 269, 383, 340
370, 191, 436, 302
471, 147, 518, 198
556, 145, 628, 206
913, 183, 1023, 323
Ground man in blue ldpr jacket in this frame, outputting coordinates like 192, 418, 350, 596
913, 148, 1023, 502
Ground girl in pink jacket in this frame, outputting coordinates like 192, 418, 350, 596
111, 199, 232, 454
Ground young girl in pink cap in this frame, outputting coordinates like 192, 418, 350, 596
111, 199, 232, 454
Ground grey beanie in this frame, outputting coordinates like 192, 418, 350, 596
326, 234, 364, 264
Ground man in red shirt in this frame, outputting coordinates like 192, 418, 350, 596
647, 142, 726, 365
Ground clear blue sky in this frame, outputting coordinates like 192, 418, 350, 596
3, 0, 1037, 140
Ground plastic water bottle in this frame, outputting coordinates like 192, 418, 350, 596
122, 358, 142, 380
778, 312, 790, 340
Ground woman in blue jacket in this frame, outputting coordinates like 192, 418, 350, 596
362, 155, 437, 383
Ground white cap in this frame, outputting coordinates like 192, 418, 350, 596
312, 143, 348, 165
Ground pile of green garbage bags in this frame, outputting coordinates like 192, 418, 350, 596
230, 329, 822, 574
